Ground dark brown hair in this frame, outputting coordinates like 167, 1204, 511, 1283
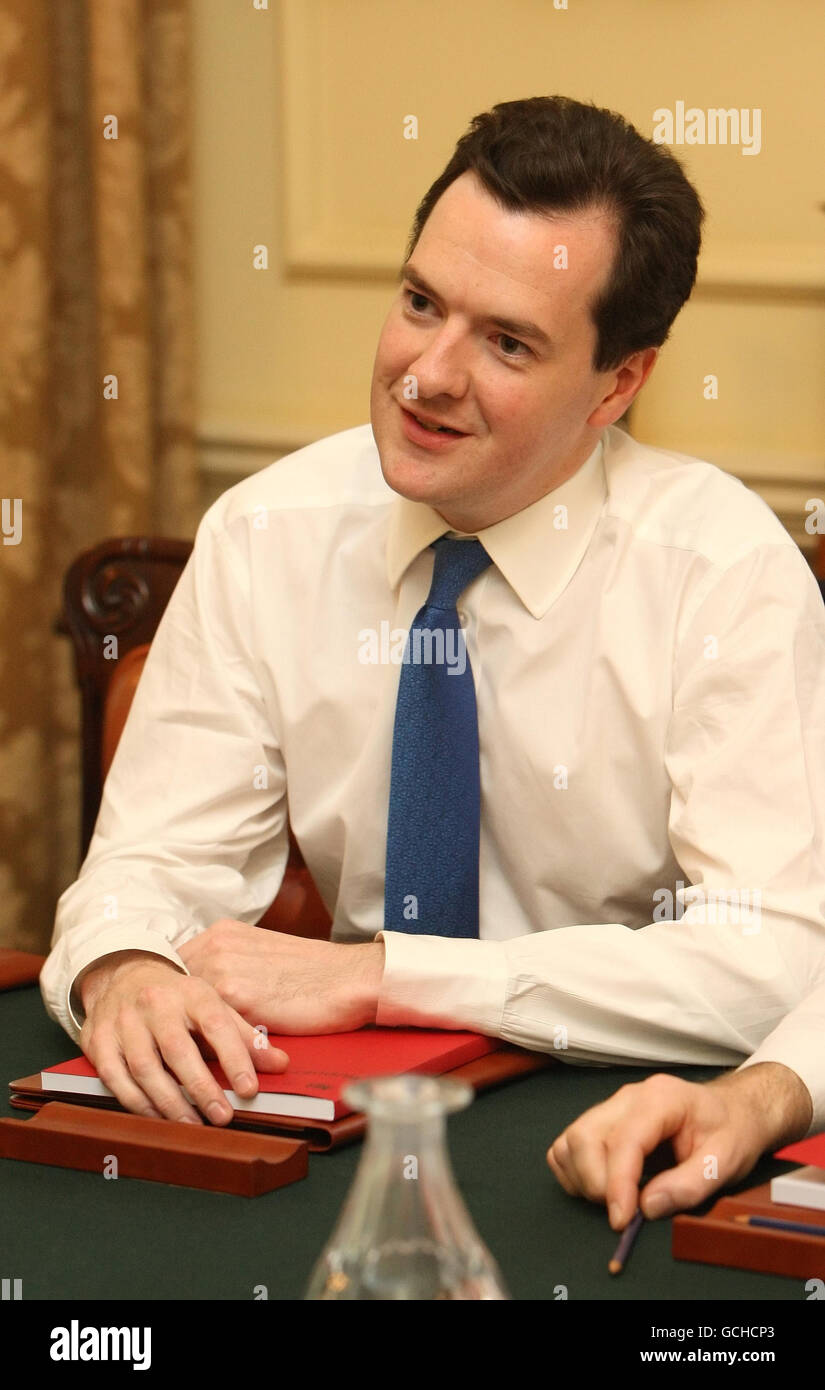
404, 96, 704, 372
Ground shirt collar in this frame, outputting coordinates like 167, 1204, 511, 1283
386, 433, 606, 619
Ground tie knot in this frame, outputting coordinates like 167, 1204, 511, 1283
426, 536, 492, 611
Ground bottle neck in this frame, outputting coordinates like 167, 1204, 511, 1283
361, 1110, 449, 1159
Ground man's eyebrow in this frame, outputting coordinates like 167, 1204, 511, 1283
398, 263, 554, 352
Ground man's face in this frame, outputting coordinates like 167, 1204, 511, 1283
370, 170, 643, 532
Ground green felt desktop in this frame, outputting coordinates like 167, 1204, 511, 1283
0, 983, 802, 1301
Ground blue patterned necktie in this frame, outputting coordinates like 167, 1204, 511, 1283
384, 536, 493, 937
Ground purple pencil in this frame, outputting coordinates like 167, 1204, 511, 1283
608, 1208, 645, 1274
733, 1213, 825, 1238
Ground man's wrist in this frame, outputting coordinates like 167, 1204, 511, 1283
350, 940, 385, 1026
77, 950, 174, 1013
710, 1061, 813, 1149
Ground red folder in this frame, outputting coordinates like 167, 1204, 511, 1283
10, 1037, 553, 1151
774, 1131, 825, 1169
40, 1027, 500, 1122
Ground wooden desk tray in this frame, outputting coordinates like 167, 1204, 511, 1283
0, 1101, 308, 1196
672, 1180, 825, 1279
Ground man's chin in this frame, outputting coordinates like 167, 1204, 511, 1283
380, 465, 449, 508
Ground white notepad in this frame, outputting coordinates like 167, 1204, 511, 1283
770, 1165, 825, 1212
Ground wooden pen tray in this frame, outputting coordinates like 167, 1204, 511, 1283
672, 1180, 825, 1279
0, 1101, 308, 1196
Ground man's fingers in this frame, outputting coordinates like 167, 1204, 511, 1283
640, 1160, 712, 1219
546, 1078, 700, 1222
562, 1125, 610, 1202
226, 1012, 291, 1075
198, 1010, 290, 1100
599, 1079, 704, 1226
244, 1035, 291, 1073
80, 963, 292, 1128
177, 1003, 259, 1118
155, 1016, 263, 1124
117, 1017, 206, 1124
195, 1014, 291, 1078
640, 1128, 743, 1219
546, 1136, 578, 1196
121, 986, 239, 1124
92, 1036, 174, 1121
610, 1078, 698, 1154
602, 1138, 649, 1229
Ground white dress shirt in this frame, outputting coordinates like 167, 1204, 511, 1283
41, 422, 825, 1132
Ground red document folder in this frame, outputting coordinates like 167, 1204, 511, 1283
41, 1028, 501, 1121
774, 1131, 825, 1168
10, 1031, 553, 1151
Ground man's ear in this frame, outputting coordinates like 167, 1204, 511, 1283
588, 346, 658, 429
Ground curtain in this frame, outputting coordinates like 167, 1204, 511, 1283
0, 0, 198, 951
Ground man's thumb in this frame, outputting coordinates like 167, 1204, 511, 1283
640, 1155, 720, 1220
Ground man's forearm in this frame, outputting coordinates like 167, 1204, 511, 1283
709, 1061, 813, 1150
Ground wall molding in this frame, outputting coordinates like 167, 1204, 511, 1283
651, 444, 825, 551
198, 424, 327, 476
694, 246, 825, 296
280, 4, 825, 293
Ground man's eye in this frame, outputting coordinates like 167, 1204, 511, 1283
403, 290, 529, 359
497, 334, 529, 358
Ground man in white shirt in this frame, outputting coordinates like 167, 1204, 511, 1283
41, 96, 824, 1229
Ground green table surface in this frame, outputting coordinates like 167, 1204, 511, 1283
0, 984, 811, 1302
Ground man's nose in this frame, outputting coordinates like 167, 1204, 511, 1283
406, 330, 470, 398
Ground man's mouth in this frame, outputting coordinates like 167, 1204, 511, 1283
401, 407, 467, 436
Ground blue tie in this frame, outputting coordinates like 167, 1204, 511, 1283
384, 536, 493, 937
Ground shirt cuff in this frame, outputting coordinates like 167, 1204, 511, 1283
734, 1021, 825, 1137
373, 931, 507, 1035
63, 922, 191, 1037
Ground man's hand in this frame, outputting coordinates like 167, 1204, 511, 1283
78, 949, 290, 1125
546, 1062, 813, 1229
177, 919, 386, 1034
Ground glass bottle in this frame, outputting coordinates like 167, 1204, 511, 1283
304, 1072, 510, 1300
